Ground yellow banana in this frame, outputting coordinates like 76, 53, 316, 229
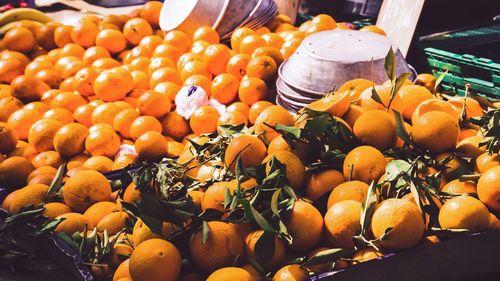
0, 8, 52, 27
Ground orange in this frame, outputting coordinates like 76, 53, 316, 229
42, 107, 73, 125
177, 53, 202, 72
83, 201, 120, 229
360, 25, 386, 36
92, 57, 121, 70
204, 44, 231, 75
239, 34, 266, 55
148, 57, 176, 74
72, 67, 98, 96
475, 152, 500, 173
160, 111, 190, 140
371, 198, 425, 250
254, 105, 294, 142
11, 75, 50, 103
82, 46, 111, 65
280, 39, 302, 60
54, 25, 73, 47
27, 166, 57, 182
190, 40, 210, 56
358, 85, 403, 113
8, 184, 48, 213
24, 102, 50, 115
0, 97, 23, 122
343, 145, 386, 183
62, 170, 111, 212
411, 99, 459, 125
113, 109, 140, 139
351, 247, 384, 263
224, 135, 267, 172
252, 46, 284, 66
226, 53, 251, 80
135, 131, 169, 161
459, 128, 478, 141
207, 267, 253, 281
439, 195, 490, 232
324, 200, 361, 248
311, 14, 337, 29
180, 60, 211, 81
90, 103, 121, 126
137, 91, 171, 118
226, 102, 250, 120
0, 156, 35, 189
263, 150, 305, 190
327, 180, 369, 208
412, 111, 460, 154
245, 230, 285, 268
247, 100, 273, 124
398, 85, 434, 119
42, 202, 72, 219
441, 179, 476, 194
217, 111, 247, 127
96, 211, 128, 235
140, 1, 163, 27
211, 73, 239, 104
0, 58, 25, 84
307, 91, 351, 118
245, 55, 277, 81
164, 30, 191, 53
306, 169, 345, 201
93, 70, 128, 102
184, 75, 212, 95
25, 60, 53, 77
129, 238, 181, 281
128, 57, 150, 72
353, 110, 396, 151
129, 116, 163, 140
152, 43, 182, 62
0, 121, 19, 154
8, 141, 37, 161
54, 213, 90, 235
31, 150, 63, 169
447, 96, 484, 120
231, 27, 255, 51
59, 43, 85, 59
267, 135, 293, 155
342, 104, 367, 128
95, 29, 127, 54
81, 156, 112, 173
415, 73, 437, 93
238, 77, 268, 105
150, 67, 182, 88
109, 243, 133, 267
131, 70, 149, 90
456, 135, 485, 159
193, 26, 219, 44
53, 123, 89, 158
262, 33, 285, 49
189, 105, 220, 134
112, 154, 137, 170
273, 264, 308, 281
202, 181, 233, 211
85, 128, 121, 158
27, 119, 63, 153
70, 20, 98, 48
189, 221, 244, 273
113, 259, 131, 281
50, 92, 86, 113
123, 18, 153, 45
3, 27, 36, 53
8, 108, 42, 140
286, 200, 323, 251
132, 218, 177, 246
477, 166, 500, 211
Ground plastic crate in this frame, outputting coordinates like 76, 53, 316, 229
424, 47, 500, 99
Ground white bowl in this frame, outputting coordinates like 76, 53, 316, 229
159, 0, 229, 36
280, 30, 414, 94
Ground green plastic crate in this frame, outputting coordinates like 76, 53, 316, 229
424, 47, 500, 99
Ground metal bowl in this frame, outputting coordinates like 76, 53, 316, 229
279, 30, 414, 94
159, 0, 229, 36
216, 0, 259, 37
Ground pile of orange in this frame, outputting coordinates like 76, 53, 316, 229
0, 1, 499, 281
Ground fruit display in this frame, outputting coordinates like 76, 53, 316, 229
0, 2, 499, 281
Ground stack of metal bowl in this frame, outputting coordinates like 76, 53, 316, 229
276, 30, 416, 112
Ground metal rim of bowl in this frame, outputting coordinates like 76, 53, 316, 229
278, 62, 334, 96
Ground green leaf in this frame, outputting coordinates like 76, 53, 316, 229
379, 227, 394, 241
201, 220, 210, 244
218, 123, 246, 137
384, 48, 396, 82
47, 162, 67, 195
410, 181, 424, 215
241, 200, 275, 232
371, 87, 384, 105
385, 160, 412, 181
387, 72, 412, 110
275, 124, 301, 139
434, 70, 448, 92
223, 187, 233, 210
254, 231, 276, 264
393, 110, 412, 144
360, 181, 378, 237
270, 188, 282, 217
301, 248, 355, 267
4, 207, 45, 224
33, 218, 64, 235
